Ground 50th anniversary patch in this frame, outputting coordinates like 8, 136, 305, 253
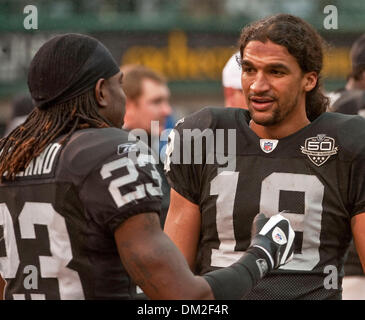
301, 134, 338, 166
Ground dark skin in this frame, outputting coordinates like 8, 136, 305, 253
0, 277, 4, 300
114, 212, 213, 299
95, 71, 126, 128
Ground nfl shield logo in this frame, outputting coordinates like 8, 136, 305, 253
264, 142, 273, 152
260, 139, 279, 153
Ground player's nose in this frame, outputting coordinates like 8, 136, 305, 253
250, 71, 270, 93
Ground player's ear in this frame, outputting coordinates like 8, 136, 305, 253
95, 78, 108, 108
303, 71, 318, 92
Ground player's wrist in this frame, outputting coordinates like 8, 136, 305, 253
203, 251, 269, 300
245, 246, 273, 275
247, 233, 277, 270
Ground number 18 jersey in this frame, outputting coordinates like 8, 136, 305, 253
165, 107, 365, 300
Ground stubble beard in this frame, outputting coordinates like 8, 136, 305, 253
250, 94, 300, 127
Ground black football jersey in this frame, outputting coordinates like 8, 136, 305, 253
0, 127, 162, 300
165, 107, 365, 300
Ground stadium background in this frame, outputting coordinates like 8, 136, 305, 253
0, 0, 365, 134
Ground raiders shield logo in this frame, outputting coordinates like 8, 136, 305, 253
300, 134, 338, 166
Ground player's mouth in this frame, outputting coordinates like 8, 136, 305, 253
249, 96, 276, 111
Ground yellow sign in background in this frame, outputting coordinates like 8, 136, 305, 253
122, 31, 352, 82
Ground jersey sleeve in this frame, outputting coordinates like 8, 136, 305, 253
340, 116, 365, 217
79, 144, 163, 233
164, 108, 216, 205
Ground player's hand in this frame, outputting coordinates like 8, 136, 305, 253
247, 213, 295, 271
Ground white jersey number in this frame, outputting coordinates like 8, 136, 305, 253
0, 202, 84, 299
210, 172, 324, 271
100, 153, 162, 208
210, 171, 243, 267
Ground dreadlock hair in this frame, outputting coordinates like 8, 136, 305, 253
239, 14, 330, 121
0, 89, 112, 181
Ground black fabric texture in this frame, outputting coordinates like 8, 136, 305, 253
203, 252, 262, 300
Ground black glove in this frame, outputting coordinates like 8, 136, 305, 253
203, 213, 295, 299
246, 213, 295, 274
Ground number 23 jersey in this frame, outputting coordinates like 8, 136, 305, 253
165, 107, 365, 300
0, 127, 162, 299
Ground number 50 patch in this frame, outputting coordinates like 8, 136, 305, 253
301, 134, 338, 166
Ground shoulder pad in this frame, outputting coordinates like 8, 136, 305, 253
59, 128, 135, 179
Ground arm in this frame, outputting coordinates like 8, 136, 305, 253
114, 212, 213, 300
351, 212, 365, 272
164, 188, 201, 271
115, 211, 295, 300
